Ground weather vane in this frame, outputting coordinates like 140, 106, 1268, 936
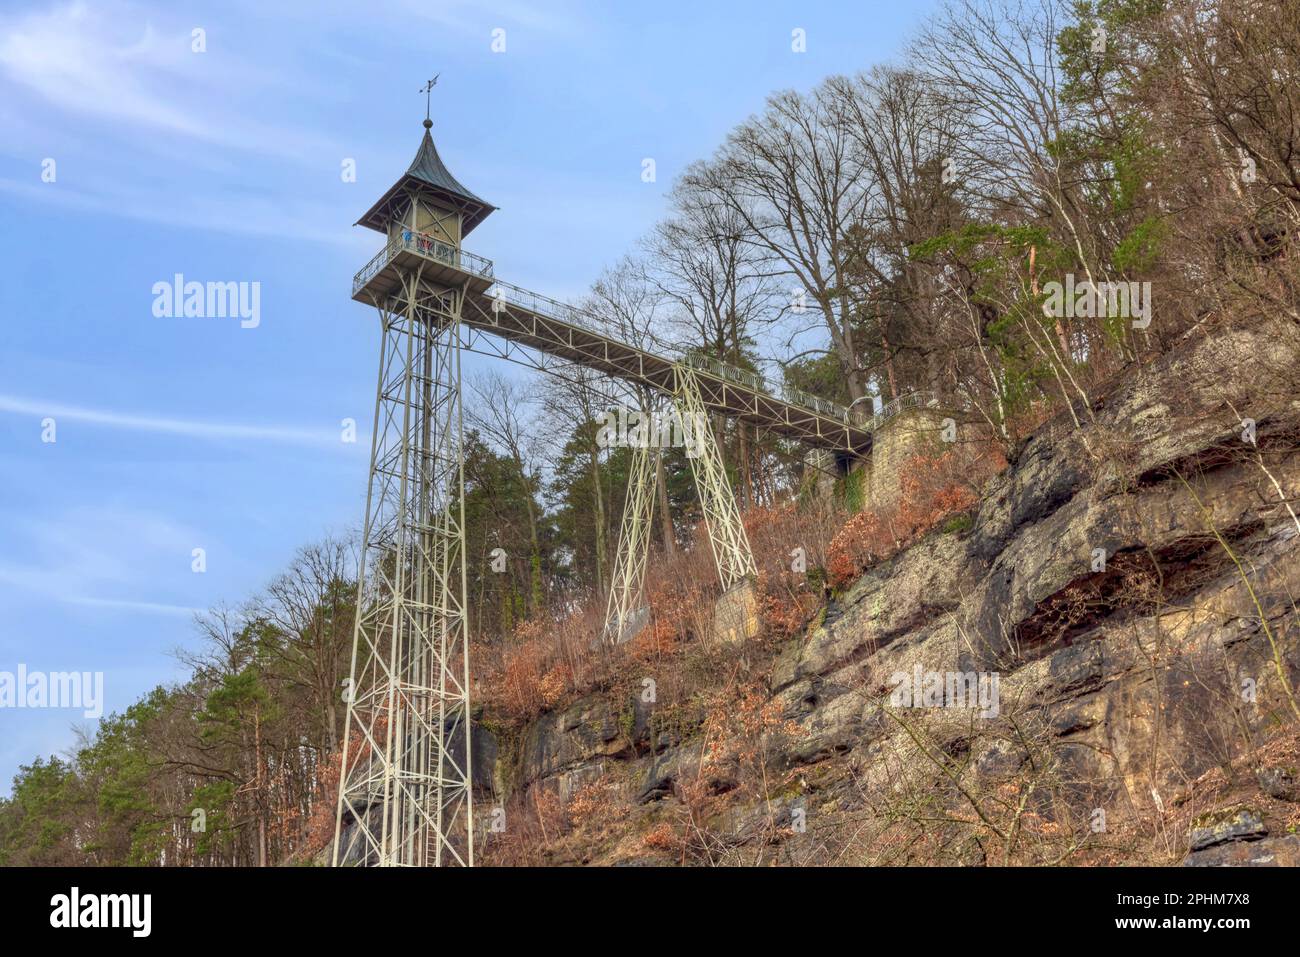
420, 74, 440, 123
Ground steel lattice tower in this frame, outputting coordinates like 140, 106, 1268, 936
334, 111, 496, 866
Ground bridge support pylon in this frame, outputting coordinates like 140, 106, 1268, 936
675, 365, 757, 590
603, 435, 659, 645
601, 366, 759, 645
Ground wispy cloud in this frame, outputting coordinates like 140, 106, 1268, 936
64, 595, 203, 617
0, 3, 207, 139
0, 394, 352, 449
0, 175, 362, 247
0, 565, 202, 618
381, 0, 590, 35
0, 0, 366, 242
0, 1, 343, 159
0, 506, 206, 617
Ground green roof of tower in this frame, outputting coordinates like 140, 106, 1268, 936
356, 120, 496, 236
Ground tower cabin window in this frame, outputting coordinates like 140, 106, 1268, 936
388, 196, 461, 251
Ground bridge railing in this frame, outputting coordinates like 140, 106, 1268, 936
863, 390, 941, 432
484, 280, 856, 426
486, 280, 594, 329
679, 354, 849, 421
781, 386, 847, 421
681, 352, 767, 393
353, 231, 495, 296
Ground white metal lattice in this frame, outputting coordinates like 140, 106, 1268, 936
333, 265, 474, 867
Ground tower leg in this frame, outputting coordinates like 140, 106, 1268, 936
333, 272, 474, 867
603, 436, 659, 644
674, 365, 757, 590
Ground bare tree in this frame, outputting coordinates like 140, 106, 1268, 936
829, 67, 971, 400
686, 85, 875, 403
253, 536, 356, 751
648, 180, 784, 506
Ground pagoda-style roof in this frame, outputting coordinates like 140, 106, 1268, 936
356, 121, 496, 236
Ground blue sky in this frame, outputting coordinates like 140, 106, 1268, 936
0, 0, 938, 790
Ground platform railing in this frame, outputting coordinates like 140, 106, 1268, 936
353, 230, 495, 295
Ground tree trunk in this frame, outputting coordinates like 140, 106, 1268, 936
655, 451, 675, 554
518, 459, 544, 614
589, 445, 607, 592
738, 422, 753, 510
880, 326, 900, 400
255, 706, 267, 867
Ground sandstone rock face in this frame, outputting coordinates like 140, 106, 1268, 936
1180, 802, 1300, 866
1183, 835, 1300, 867
497, 321, 1300, 865
520, 695, 627, 801
1256, 766, 1300, 802
1189, 806, 1267, 851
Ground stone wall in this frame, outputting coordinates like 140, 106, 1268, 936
865, 405, 947, 511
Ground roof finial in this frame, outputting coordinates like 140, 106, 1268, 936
420, 74, 439, 129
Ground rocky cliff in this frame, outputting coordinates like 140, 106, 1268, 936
482, 318, 1300, 866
